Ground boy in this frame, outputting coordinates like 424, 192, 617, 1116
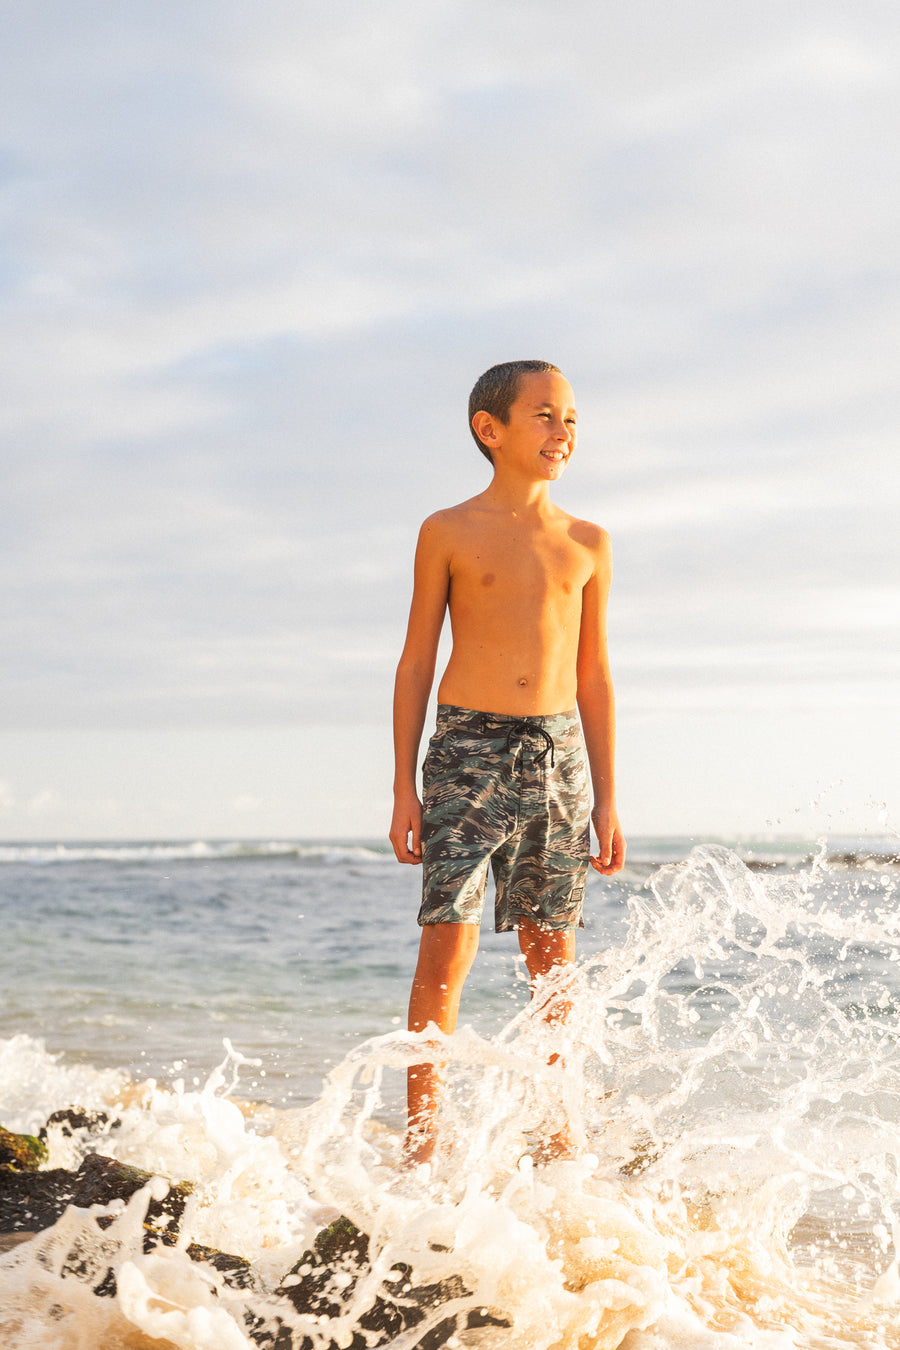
389, 359, 625, 1164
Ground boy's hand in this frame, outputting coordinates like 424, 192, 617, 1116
589, 809, 626, 875
389, 793, 424, 864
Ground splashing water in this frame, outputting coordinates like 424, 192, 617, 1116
2, 844, 900, 1348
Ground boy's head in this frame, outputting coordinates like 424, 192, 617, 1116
469, 359, 562, 464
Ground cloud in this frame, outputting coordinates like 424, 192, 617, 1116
27, 790, 63, 816
1, 1, 899, 832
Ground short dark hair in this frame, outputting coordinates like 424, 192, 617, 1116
468, 359, 562, 464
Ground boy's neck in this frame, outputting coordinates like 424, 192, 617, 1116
482, 470, 556, 514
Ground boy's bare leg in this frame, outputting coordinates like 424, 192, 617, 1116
516, 917, 576, 1161
405, 922, 480, 1165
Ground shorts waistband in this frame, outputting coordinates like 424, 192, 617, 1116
435, 704, 578, 731
434, 704, 580, 768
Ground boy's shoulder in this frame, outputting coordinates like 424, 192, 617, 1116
417, 494, 490, 537
562, 510, 611, 554
538, 502, 612, 557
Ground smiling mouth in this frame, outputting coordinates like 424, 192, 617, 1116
541, 450, 568, 461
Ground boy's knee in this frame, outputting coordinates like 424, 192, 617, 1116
516, 918, 575, 978
417, 921, 480, 977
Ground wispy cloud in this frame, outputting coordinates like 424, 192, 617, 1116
1, 1, 898, 833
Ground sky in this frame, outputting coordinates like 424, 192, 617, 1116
1, 0, 899, 843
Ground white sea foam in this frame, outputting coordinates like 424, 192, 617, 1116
2, 845, 900, 1347
0, 1035, 128, 1138
0, 834, 893, 869
0, 840, 392, 866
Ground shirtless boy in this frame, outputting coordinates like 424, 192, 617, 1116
389, 359, 625, 1165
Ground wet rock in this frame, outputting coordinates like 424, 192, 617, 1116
0, 1150, 192, 1237
0, 1151, 188, 1299
0, 1144, 258, 1303
0, 1126, 49, 1171
0, 1163, 80, 1232
185, 1242, 256, 1290
80, 1153, 191, 1229
249, 1215, 509, 1350
1, 1118, 509, 1346
0, 1110, 259, 1311
38, 1107, 118, 1142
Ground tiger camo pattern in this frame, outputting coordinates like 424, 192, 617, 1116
418, 705, 590, 932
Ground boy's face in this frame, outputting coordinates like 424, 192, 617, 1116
489, 371, 578, 481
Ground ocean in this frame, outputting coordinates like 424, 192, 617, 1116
1, 834, 899, 1348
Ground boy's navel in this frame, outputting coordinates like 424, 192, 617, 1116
518, 677, 528, 687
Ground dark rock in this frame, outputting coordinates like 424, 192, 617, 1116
0, 1147, 257, 1302
0, 1152, 189, 1298
0, 1127, 48, 1171
39, 1107, 118, 1142
305, 1213, 370, 1268
0, 1164, 78, 1231
247, 1215, 509, 1350
75, 1152, 193, 1242
0, 1151, 191, 1238
0, 1119, 262, 1314
185, 1242, 256, 1290
0, 1124, 510, 1347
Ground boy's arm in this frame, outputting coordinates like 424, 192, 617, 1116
576, 527, 626, 876
388, 515, 451, 865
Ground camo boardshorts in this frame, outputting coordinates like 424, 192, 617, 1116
418, 705, 590, 933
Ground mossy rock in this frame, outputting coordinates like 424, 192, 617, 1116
0, 1127, 48, 1171
308, 1214, 370, 1267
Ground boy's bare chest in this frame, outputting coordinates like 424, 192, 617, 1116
449, 527, 591, 604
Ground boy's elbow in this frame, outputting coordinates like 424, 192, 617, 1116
576, 665, 614, 702
396, 651, 436, 692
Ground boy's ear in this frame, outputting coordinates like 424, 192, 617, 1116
471, 410, 500, 448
